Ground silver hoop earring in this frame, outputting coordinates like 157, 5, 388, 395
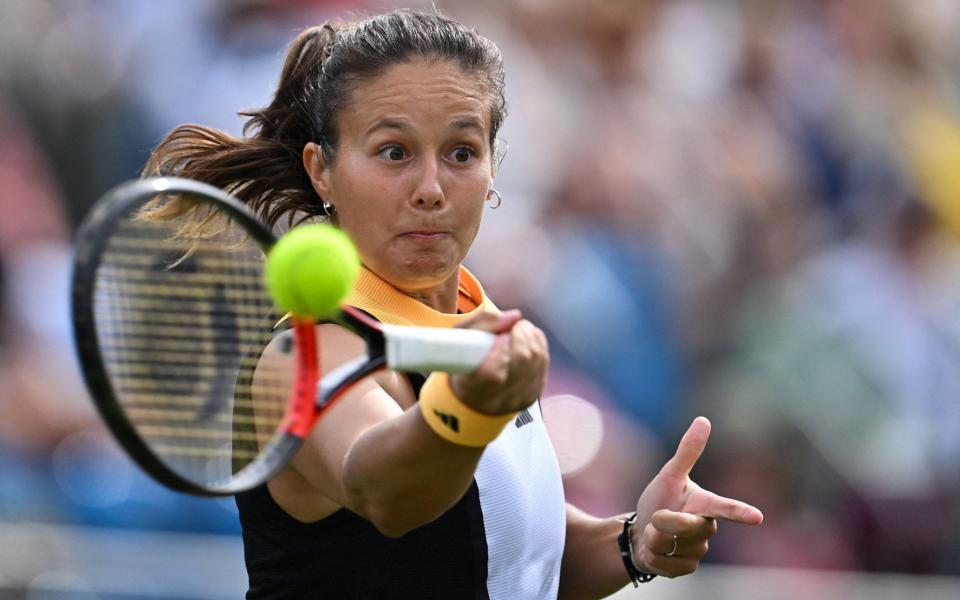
486, 189, 502, 210
321, 201, 337, 217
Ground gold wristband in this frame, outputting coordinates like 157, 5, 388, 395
419, 373, 517, 447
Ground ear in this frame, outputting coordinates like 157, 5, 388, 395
303, 142, 333, 199
490, 138, 506, 181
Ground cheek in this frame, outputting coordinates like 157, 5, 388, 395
457, 193, 486, 249
335, 208, 389, 265
457, 170, 488, 215
329, 162, 395, 242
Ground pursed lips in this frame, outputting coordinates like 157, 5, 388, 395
399, 230, 451, 240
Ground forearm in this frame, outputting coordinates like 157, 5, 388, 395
341, 404, 485, 537
558, 505, 633, 600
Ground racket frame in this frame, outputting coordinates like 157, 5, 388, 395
72, 177, 316, 495
73, 177, 496, 496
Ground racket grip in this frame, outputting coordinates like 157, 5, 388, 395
381, 325, 496, 373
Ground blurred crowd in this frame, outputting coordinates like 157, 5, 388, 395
2, 0, 960, 581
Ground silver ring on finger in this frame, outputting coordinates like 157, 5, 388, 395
665, 536, 678, 557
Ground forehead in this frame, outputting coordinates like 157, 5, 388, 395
338, 59, 491, 135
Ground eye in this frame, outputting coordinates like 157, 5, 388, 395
450, 146, 475, 164
378, 145, 407, 162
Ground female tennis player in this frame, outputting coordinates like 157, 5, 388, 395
142, 9, 762, 599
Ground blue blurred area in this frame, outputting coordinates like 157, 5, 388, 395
1, 436, 240, 535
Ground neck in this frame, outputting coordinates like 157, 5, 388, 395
402, 270, 461, 314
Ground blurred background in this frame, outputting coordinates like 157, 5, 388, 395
2, 0, 960, 598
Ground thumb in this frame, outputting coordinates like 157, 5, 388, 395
456, 308, 522, 335
661, 416, 711, 478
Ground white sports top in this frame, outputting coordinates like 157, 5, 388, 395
347, 265, 567, 598
477, 401, 566, 598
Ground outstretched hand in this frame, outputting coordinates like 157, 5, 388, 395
631, 417, 763, 578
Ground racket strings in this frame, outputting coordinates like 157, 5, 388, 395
93, 207, 291, 484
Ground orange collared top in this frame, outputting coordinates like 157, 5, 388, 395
344, 265, 497, 327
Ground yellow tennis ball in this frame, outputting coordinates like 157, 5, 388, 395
265, 224, 360, 318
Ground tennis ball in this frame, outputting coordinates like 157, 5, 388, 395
265, 224, 360, 318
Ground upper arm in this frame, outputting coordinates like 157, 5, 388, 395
251, 323, 409, 511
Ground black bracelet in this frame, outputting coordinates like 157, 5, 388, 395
617, 513, 657, 587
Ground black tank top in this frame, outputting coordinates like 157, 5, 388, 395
234, 374, 491, 599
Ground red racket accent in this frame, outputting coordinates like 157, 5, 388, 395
281, 320, 319, 438
73, 178, 493, 495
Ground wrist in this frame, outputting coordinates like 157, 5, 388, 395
419, 372, 516, 447
447, 373, 471, 407
618, 513, 656, 587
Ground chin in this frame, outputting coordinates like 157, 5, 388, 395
396, 254, 459, 286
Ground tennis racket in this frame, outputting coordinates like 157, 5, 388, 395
71, 177, 494, 496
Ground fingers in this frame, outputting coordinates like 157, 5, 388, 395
635, 511, 715, 578
635, 505, 762, 577
456, 308, 522, 334
469, 332, 512, 381
507, 319, 549, 377
637, 548, 702, 578
633, 418, 765, 578
642, 525, 710, 559
635, 522, 706, 578
688, 490, 764, 525
470, 318, 547, 383
449, 313, 549, 414
660, 416, 711, 479
457, 310, 527, 383
651, 509, 718, 540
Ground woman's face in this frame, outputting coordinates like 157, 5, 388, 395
304, 58, 494, 297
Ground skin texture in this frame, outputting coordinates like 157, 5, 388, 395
304, 58, 492, 313
262, 56, 764, 598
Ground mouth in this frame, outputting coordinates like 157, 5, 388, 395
400, 230, 451, 240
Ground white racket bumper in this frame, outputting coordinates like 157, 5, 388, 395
382, 325, 495, 373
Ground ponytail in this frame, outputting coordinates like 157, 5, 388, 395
142, 25, 336, 229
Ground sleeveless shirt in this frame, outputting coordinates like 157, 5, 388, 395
236, 267, 566, 599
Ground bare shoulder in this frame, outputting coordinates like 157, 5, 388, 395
254, 322, 417, 521
314, 322, 416, 408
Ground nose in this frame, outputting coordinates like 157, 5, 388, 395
410, 157, 445, 209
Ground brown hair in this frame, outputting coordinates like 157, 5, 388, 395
142, 9, 507, 230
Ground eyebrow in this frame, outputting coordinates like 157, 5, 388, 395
364, 119, 408, 138
451, 117, 484, 132
363, 117, 485, 139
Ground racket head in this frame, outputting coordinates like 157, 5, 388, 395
72, 177, 317, 496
